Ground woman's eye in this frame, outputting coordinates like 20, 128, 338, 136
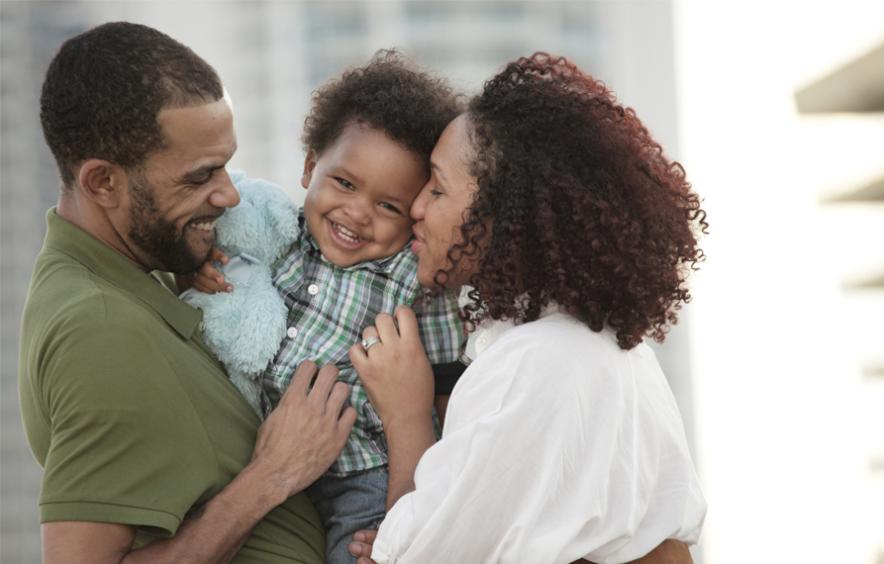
335, 177, 355, 190
379, 202, 402, 215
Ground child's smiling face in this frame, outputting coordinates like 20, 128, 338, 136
301, 122, 427, 268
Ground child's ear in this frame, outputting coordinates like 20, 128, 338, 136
301, 150, 317, 190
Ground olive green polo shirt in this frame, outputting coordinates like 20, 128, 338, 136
18, 209, 324, 563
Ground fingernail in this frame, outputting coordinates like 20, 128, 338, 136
226, 285, 233, 292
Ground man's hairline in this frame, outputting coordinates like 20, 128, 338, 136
62, 89, 231, 191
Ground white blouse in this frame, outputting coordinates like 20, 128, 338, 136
372, 307, 706, 564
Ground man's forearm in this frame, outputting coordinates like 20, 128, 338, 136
122, 461, 291, 564
383, 416, 436, 510
44, 363, 355, 564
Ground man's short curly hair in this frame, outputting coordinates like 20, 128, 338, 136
302, 50, 460, 163
40, 22, 223, 188
445, 53, 707, 350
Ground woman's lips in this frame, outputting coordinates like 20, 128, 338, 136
411, 228, 425, 254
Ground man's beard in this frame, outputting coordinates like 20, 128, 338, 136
128, 175, 206, 274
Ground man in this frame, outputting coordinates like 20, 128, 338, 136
19, 22, 356, 563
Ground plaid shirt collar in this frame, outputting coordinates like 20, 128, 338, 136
296, 209, 413, 275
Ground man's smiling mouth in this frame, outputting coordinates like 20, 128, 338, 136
188, 219, 217, 232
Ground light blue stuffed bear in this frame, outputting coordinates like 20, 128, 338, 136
181, 171, 300, 416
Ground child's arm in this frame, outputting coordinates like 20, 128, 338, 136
413, 291, 468, 427
176, 248, 233, 294
430, 361, 467, 427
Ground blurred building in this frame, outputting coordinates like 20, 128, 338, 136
795, 42, 884, 564
673, 2, 884, 563
1, 4, 96, 559
0, 1, 685, 561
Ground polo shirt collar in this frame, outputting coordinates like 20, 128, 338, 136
43, 208, 201, 340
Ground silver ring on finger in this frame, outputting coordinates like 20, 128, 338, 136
361, 336, 382, 351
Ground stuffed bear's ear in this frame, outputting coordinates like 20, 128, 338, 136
301, 150, 317, 190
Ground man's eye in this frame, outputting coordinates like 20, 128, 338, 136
188, 171, 214, 185
335, 177, 355, 190
378, 202, 402, 215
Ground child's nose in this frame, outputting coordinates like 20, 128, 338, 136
345, 200, 371, 224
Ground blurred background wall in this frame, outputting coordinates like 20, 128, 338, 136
0, 0, 881, 563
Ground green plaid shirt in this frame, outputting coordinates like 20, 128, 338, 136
265, 211, 465, 476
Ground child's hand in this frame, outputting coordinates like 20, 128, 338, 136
192, 247, 233, 294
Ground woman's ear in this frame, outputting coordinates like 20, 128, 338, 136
301, 150, 317, 190
76, 159, 127, 209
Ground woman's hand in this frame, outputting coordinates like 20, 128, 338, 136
350, 306, 438, 509
189, 247, 233, 294
348, 529, 378, 564
348, 306, 434, 426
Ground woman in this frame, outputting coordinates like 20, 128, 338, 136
348, 53, 708, 564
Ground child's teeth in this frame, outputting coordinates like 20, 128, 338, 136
335, 223, 359, 241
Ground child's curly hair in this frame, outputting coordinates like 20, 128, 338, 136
444, 53, 708, 350
302, 49, 461, 163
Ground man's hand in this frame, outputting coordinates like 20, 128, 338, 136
43, 361, 356, 564
249, 361, 357, 501
346, 534, 692, 564
575, 539, 694, 564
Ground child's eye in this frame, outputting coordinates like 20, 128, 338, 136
429, 188, 443, 197
378, 202, 402, 215
334, 177, 355, 190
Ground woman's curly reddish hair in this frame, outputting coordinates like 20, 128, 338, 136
445, 53, 707, 350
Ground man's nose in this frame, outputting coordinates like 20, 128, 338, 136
208, 170, 240, 209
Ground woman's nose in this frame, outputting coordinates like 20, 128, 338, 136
411, 184, 429, 221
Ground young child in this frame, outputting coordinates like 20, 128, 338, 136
184, 52, 465, 564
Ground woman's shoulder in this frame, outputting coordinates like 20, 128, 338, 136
470, 309, 664, 395
495, 310, 630, 362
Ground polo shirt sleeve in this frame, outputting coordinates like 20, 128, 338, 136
36, 313, 217, 536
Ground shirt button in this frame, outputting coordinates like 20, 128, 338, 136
307, 283, 319, 296
287, 326, 299, 339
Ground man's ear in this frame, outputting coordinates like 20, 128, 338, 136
76, 159, 127, 208
301, 150, 317, 190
